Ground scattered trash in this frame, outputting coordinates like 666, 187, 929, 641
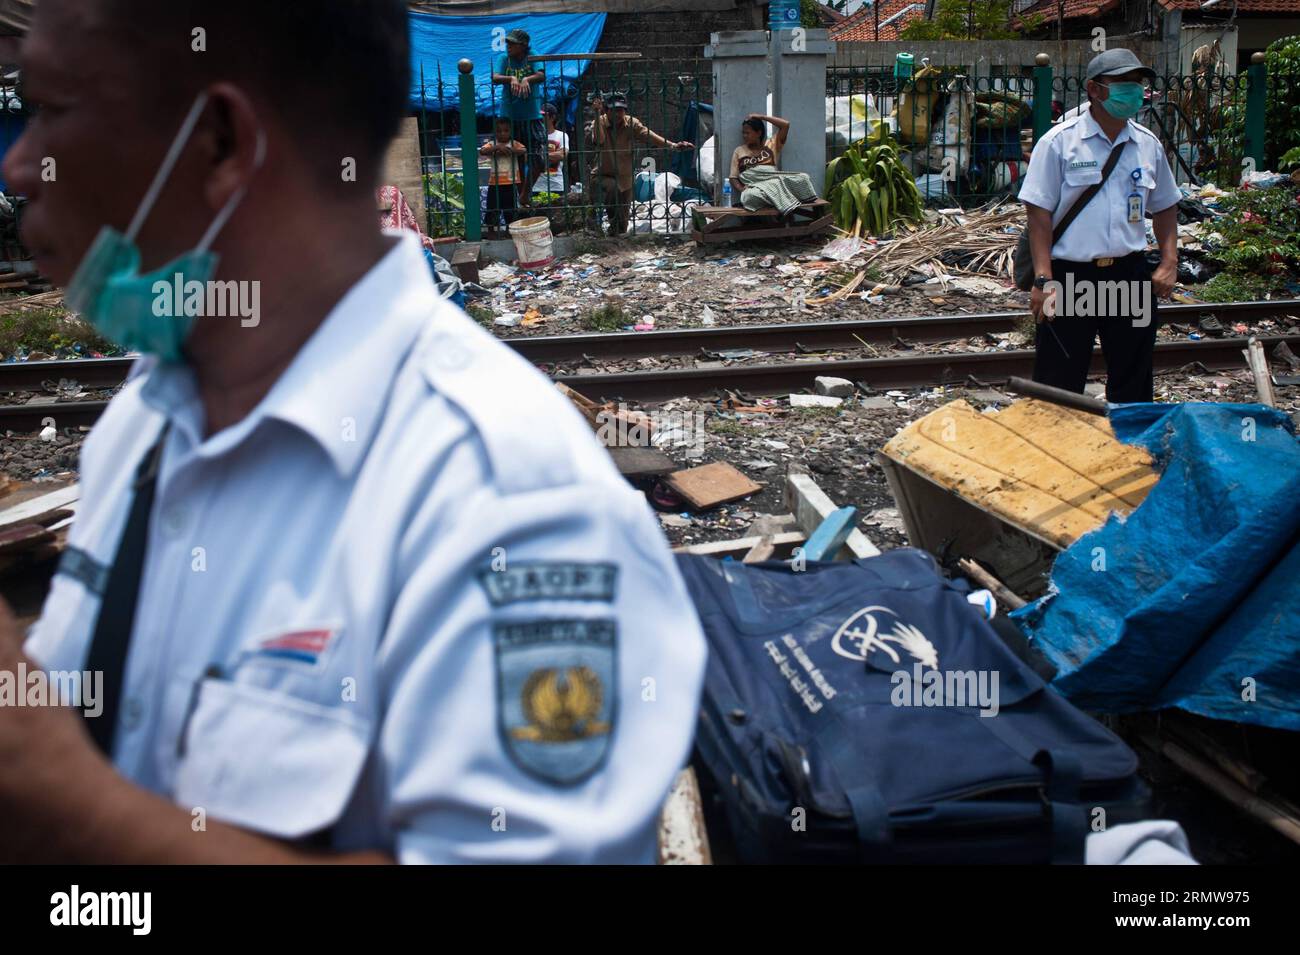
819, 236, 866, 262
790, 393, 844, 408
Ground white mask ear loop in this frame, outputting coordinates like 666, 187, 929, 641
124, 91, 211, 243
196, 129, 267, 253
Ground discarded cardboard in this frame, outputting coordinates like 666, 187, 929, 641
664, 462, 762, 510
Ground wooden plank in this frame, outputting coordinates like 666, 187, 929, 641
801, 506, 858, 561
783, 471, 879, 559
882, 398, 1157, 549
657, 767, 712, 865
694, 220, 833, 244
450, 243, 481, 285
742, 514, 791, 563
673, 530, 806, 559
664, 462, 762, 510
0, 484, 80, 533
607, 446, 675, 479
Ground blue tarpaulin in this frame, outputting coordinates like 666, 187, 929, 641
1012, 402, 1300, 730
408, 11, 606, 114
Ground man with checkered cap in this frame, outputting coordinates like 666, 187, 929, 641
1018, 48, 1181, 402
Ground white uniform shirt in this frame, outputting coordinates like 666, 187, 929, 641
26, 232, 708, 863
1018, 106, 1181, 262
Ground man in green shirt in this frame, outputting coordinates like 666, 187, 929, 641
491, 28, 546, 205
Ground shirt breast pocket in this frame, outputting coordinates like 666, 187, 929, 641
174, 678, 372, 839
1062, 164, 1102, 188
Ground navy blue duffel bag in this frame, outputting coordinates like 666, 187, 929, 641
676, 549, 1148, 864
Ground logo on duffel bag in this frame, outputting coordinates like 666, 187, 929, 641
831, 606, 939, 670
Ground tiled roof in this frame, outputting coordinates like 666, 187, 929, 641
829, 0, 929, 41
1160, 0, 1300, 9
1021, 0, 1300, 22
1015, 0, 1121, 24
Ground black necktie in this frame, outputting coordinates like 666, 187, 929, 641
82, 429, 168, 756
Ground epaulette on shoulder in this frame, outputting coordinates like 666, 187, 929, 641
413, 305, 581, 497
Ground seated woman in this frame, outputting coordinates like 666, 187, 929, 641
727, 113, 818, 214
728, 113, 789, 196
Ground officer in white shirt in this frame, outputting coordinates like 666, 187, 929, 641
1019, 49, 1182, 402
0, 0, 706, 864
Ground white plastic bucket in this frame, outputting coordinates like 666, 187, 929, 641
509, 216, 555, 269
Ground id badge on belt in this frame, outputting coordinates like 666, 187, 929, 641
1127, 168, 1143, 223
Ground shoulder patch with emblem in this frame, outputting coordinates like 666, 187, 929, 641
479, 562, 618, 606
494, 618, 617, 785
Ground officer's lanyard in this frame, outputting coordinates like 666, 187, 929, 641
1127, 168, 1143, 223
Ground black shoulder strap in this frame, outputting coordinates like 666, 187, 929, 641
82, 427, 169, 756
1052, 139, 1128, 244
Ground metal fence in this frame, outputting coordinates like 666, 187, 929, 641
0, 70, 26, 260
416, 56, 712, 242
827, 51, 1300, 209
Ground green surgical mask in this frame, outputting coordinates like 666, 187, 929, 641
1100, 81, 1145, 120
65, 92, 265, 364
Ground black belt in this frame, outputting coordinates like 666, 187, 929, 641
1053, 251, 1146, 269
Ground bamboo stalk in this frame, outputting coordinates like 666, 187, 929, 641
1142, 733, 1300, 847
957, 557, 1027, 610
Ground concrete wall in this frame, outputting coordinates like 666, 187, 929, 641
707, 30, 833, 202
706, 32, 767, 202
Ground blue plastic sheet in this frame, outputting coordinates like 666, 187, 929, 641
408, 11, 606, 114
1012, 402, 1300, 729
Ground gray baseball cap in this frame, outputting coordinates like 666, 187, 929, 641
1086, 48, 1156, 82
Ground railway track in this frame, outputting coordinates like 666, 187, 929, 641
0, 301, 1296, 428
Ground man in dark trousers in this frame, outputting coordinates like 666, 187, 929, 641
1018, 48, 1181, 402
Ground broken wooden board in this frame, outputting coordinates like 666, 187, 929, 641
784, 471, 879, 559
607, 446, 675, 479
663, 461, 762, 510
657, 767, 712, 865
882, 398, 1157, 549
674, 530, 806, 560
0, 483, 79, 534
450, 242, 481, 286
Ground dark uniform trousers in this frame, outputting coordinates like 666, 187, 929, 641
1032, 251, 1157, 403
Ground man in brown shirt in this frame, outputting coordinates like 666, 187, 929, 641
590, 93, 692, 236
